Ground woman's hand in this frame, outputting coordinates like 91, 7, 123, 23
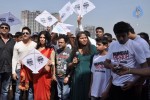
64, 76, 69, 84
72, 57, 79, 65
52, 75, 56, 81
47, 60, 53, 66
44, 65, 50, 71
45, 60, 53, 71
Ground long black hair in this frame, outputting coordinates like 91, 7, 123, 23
71, 31, 91, 57
36, 31, 52, 49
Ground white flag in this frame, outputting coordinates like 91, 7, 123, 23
72, 0, 95, 17
35, 10, 58, 27
0, 12, 21, 26
52, 22, 71, 35
63, 23, 74, 31
21, 49, 49, 73
88, 37, 96, 46
59, 2, 74, 22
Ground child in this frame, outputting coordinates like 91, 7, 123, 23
90, 37, 111, 100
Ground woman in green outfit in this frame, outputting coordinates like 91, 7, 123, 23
68, 31, 97, 100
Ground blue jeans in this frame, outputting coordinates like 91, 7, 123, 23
14, 69, 34, 100
56, 76, 70, 100
0, 72, 11, 100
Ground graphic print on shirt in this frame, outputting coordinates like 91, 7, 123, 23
56, 52, 70, 75
113, 50, 129, 64
94, 61, 105, 73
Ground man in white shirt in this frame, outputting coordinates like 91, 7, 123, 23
105, 21, 148, 100
12, 27, 37, 100
138, 32, 150, 45
122, 27, 150, 100
128, 29, 150, 66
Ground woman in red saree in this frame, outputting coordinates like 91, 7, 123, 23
33, 31, 56, 100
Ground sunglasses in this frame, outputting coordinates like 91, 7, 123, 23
1, 26, 9, 30
23, 32, 30, 35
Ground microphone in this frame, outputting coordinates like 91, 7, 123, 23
73, 52, 80, 68
75, 51, 79, 58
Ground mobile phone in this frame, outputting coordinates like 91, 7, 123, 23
114, 65, 122, 72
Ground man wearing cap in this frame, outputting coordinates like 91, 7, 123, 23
0, 23, 15, 100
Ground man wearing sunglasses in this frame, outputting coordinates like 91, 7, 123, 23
0, 23, 15, 100
12, 27, 37, 100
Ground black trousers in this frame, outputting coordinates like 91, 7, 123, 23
108, 84, 141, 100
91, 96, 101, 100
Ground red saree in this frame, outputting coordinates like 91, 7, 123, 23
19, 48, 53, 100
33, 48, 53, 100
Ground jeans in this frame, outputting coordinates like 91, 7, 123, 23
56, 76, 70, 100
0, 72, 11, 100
14, 69, 33, 100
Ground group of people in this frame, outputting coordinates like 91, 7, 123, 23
0, 20, 150, 100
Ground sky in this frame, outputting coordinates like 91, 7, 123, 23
0, 0, 150, 37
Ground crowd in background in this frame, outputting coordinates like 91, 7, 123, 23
0, 19, 150, 100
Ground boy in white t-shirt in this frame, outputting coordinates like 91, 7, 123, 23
90, 37, 111, 100
105, 21, 148, 100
